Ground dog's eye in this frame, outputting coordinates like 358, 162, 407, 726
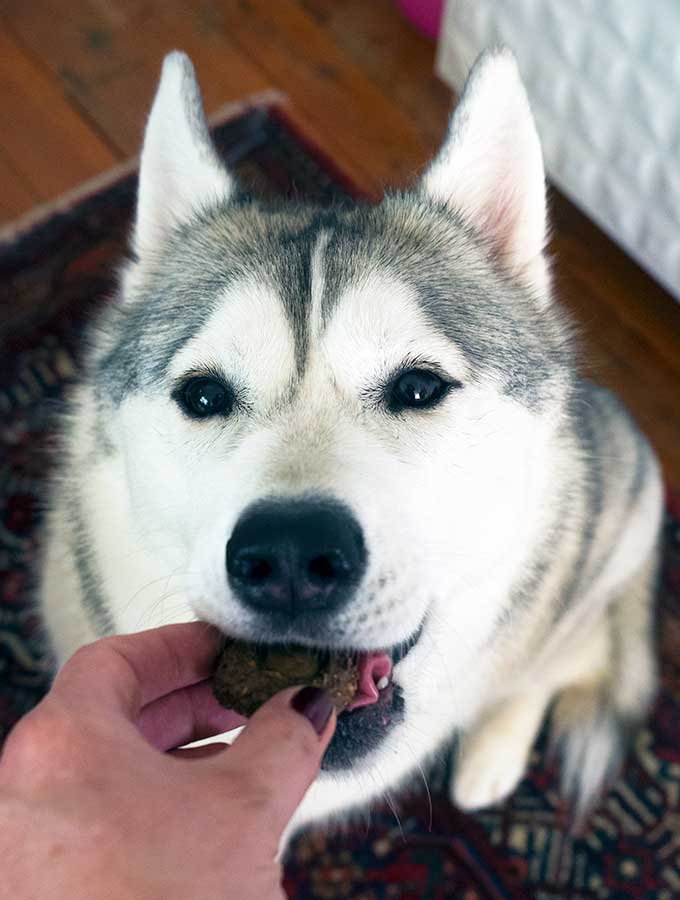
177, 377, 233, 419
388, 369, 452, 412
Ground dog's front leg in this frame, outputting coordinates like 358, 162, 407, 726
450, 690, 551, 810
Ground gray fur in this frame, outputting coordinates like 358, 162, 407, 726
322, 196, 573, 407
65, 493, 115, 637
97, 201, 323, 403
506, 379, 659, 639
552, 384, 607, 620
96, 194, 573, 414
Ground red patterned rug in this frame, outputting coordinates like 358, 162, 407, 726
1, 103, 678, 900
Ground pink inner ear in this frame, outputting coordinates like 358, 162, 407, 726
421, 50, 547, 282
480, 188, 521, 258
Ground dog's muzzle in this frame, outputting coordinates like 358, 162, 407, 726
224, 494, 423, 770
321, 622, 424, 771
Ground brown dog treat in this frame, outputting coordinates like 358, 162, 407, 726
212, 640, 359, 716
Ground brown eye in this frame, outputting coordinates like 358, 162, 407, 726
177, 377, 233, 419
388, 369, 453, 412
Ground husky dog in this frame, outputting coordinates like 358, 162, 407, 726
41, 48, 662, 835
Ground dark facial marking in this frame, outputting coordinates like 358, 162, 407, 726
95, 201, 349, 406
66, 493, 115, 638
318, 194, 574, 410
95, 193, 573, 416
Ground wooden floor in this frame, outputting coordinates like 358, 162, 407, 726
2, 0, 679, 488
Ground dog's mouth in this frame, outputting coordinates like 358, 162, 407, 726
346, 649, 393, 709
214, 622, 423, 771
341, 622, 422, 710
319, 621, 424, 771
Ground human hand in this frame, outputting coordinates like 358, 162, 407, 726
0, 623, 336, 899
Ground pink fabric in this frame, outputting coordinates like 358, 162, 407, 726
397, 0, 444, 41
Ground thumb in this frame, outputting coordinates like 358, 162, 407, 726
207, 686, 336, 840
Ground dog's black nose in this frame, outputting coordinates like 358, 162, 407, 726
226, 498, 366, 618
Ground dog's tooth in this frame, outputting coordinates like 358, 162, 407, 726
376, 676, 390, 690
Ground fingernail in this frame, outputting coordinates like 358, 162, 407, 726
291, 686, 334, 736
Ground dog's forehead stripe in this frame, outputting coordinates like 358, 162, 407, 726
267, 223, 314, 375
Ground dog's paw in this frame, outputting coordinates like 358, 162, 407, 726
450, 730, 528, 810
449, 696, 548, 811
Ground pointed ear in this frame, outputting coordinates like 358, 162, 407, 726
422, 48, 549, 292
134, 52, 233, 257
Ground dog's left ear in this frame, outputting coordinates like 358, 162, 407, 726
422, 48, 549, 294
133, 52, 233, 258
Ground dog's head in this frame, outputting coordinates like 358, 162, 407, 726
95, 50, 573, 786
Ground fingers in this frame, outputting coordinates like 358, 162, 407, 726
202, 686, 336, 840
50, 622, 222, 721
137, 680, 246, 751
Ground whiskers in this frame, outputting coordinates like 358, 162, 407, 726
383, 789, 405, 842
411, 748, 434, 833
115, 560, 200, 630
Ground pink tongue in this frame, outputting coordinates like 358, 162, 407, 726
348, 651, 393, 711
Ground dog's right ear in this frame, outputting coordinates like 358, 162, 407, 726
133, 52, 233, 258
421, 48, 549, 296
